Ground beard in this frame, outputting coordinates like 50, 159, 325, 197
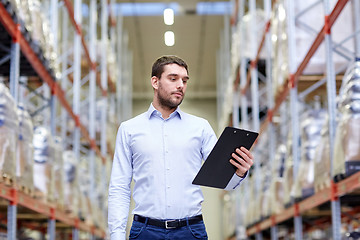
157, 83, 184, 109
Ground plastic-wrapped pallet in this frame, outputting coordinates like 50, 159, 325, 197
28, 1, 58, 72
292, 108, 326, 200
96, 157, 111, 230
283, 131, 295, 207
78, 157, 92, 224
333, 60, 360, 180
8, 0, 30, 26
237, 9, 267, 60
33, 126, 54, 202
63, 150, 79, 215
16, 105, 34, 193
314, 114, 331, 192
256, 134, 271, 220
246, 133, 269, 221
269, 144, 287, 215
260, 166, 271, 220
52, 137, 64, 209
244, 176, 256, 227
0, 83, 18, 184
89, 156, 102, 228
9, 0, 59, 76
271, 0, 354, 97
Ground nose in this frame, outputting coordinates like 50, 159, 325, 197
177, 79, 184, 89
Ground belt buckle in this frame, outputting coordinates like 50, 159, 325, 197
165, 220, 177, 229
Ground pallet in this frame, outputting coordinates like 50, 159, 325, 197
55, 202, 65, 212
1, 173, 14, 186
18, 185, 34, 197
314, 179, 331, 193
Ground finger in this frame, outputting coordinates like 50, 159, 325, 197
230, 154, 250, 169
234, 149, 253, 165
240, 147, 254, 160
229, 159, 248, 176
229, 159, 248, 172
240, 147, 254, 159
231, 152, 246, 163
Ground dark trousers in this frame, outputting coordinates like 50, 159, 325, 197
129, 218, 208, 240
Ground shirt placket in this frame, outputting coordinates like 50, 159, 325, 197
163, 118, 172, 216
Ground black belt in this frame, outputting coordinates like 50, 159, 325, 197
133, 214, 203, 229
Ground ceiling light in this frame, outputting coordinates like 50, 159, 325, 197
163, 8, 174, 25
164, 31, 175, 46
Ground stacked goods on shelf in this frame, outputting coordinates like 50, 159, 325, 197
257, 134, 271, 220
33, 126, 55, 202
101, 159, 112, 229
282, 130, 294, 207
107, 103, 118, 147
281, 102, 307, 206
91, 157, 102, 228
107, 42, 118, 87
237, 9, 266, 60
16, 104, 34, 194
333, 60, 360, 181
271, 1, 288, 96
0, 83, 18, 184
63, 150, 79, 215
52, 136, 64, 209
78, 157, 92, 224
271, 0, 354, 96
96, 100, 109, 139
314, 114, 331, 192
235, 190, 249, 239
292, 107, 326, 200
259, 164, 271, 220
79, 99, 118, 148
244, 176, 256, 227
231, 25, 240, 73
222, 192, 237, 238
8, 0, 59, 77
269, 144, 286, 215
87, 156, 109, 229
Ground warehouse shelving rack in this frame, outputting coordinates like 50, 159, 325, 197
220, 0, 360, 239
0, 0, 132, 239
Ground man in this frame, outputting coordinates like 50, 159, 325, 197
108, 56, 254, 239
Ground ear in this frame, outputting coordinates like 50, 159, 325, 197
151, 76, 159, 90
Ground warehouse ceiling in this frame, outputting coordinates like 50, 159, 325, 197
118, 0, 230, 100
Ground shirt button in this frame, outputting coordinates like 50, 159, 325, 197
167, 186, 170, 189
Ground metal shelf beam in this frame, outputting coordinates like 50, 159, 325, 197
0, 183, 105, 238
247, 171, 360, 235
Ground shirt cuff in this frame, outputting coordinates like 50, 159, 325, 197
224, 171, 247, 190
110, 230, 126, 240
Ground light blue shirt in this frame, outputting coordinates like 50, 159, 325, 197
108, 104, 244, 239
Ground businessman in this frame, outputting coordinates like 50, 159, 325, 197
108, 55, 254, 239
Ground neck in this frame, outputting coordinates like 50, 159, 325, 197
152, 99, 176, 119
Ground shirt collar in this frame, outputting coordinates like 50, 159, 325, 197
147, 103, 183, 120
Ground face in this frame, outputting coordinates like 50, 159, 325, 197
152, 63, 189, 110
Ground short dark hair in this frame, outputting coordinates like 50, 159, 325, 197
151, 55, 188, 78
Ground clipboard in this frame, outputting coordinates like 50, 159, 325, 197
192, 127, 258, 189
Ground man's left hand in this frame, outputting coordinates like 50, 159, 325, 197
229, 147, 254, 178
